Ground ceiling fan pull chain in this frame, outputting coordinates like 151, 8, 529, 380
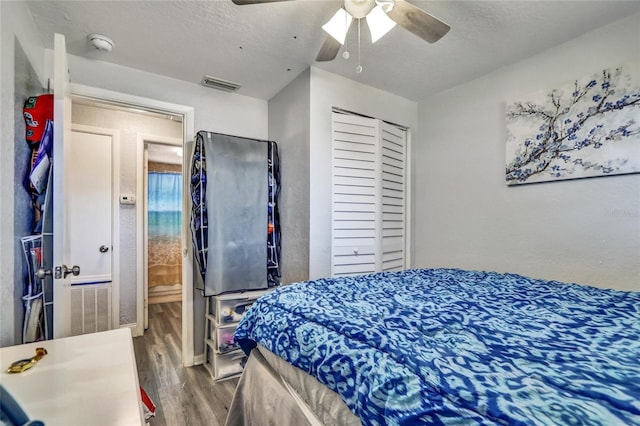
356, 19, 363, 73
343, 8, 351, 60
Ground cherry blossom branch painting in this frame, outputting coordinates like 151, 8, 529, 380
506, 61, 640, 185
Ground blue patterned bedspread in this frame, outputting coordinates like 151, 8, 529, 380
234, 268, 640, 425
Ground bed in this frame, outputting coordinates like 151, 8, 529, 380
228, 268, 640, 425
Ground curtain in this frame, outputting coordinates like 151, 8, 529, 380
148, 171, 182, 287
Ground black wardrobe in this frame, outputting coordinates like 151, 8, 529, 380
190, 131, 280, 296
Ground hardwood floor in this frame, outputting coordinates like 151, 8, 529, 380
133, 302, 239, 426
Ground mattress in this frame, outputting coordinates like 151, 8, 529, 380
234, 268, 640, 425
225, 344, 360, 426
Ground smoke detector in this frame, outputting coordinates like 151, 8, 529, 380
87, 33, 115, 52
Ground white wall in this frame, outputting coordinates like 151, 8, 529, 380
0, 0, 47, 347
268, 67, 418, 282
54, 53, 268, 141
414, 13, 640, 291
308, 67, 418, 279
268, 68, 311, 284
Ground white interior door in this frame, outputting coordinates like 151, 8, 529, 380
52, 34, 118, 338
68, 130, 113, 280
331, 112, 380, 277
143, 146, 149, 330
330, 112, 408, 277
380, 121, 407, 272
52, 33, 73, 338
67, 127, 117, 336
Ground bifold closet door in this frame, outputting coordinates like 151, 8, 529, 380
380, 122, 407, 272
331, 113, 379, 276
330, 112, 407, 277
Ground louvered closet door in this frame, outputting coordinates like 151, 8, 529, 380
331, 112, 407, 277
331, 113, 380, 276
380, 122, 406, 271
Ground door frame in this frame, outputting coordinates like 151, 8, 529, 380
70, 83, 196, 367
138, 136, 183, 331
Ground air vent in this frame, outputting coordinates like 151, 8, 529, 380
70, 283, 111, 336
201, 75, 241, 93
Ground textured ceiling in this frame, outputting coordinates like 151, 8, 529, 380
25, 1, 640, 101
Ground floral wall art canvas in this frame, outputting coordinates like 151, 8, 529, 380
506, 61, 640, 185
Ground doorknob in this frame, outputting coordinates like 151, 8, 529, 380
36, 268, 52, 280
55, 265, 81, 279
99, 245, 109, 253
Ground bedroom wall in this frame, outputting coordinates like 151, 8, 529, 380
413, 13, 640, 292
308, 67, 418, 279
268, 68, 311, 285
0, 1, 47, 347
55, 53, 268, 141
268, 67, 418, 282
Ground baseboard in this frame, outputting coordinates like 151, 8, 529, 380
193, 353, 204, 366
148, 292, 182, 305
121, 323, 142, 337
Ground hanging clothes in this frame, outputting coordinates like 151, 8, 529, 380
267, 141, 281, 288
190, 131, 281, 296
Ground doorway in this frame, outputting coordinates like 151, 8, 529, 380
143, 141, 184, 329
68, 84, 196, 367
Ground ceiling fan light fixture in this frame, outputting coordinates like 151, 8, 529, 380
366, 5, 396, 43
322, 8, 353, 45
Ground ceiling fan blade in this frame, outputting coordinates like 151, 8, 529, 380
386, 0, 450, 43
231, 0, 293, 5
316, 35, 341, 62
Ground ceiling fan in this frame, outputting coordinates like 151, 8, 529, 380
231, 0, 450, 63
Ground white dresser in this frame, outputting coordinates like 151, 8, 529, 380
0, 328, 143, 425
